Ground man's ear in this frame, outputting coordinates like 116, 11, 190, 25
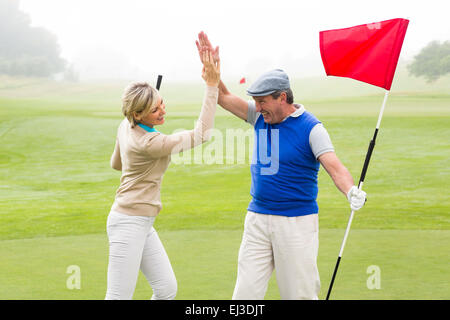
280, 91, 287, 103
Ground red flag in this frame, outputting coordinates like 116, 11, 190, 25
320, 18, 409, 90
239, 77, 246, 84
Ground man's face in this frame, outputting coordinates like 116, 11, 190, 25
253, 94, 285, 124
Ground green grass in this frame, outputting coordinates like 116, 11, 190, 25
0, 229, 448, 300
0, 74, 449, 299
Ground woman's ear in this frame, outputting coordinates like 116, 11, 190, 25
133, 111, 141, 121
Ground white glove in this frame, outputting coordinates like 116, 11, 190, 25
347, 186, 367, 211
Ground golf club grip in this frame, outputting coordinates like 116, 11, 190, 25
156, 75, 163, 90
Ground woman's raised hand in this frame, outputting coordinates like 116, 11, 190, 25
201, 48, 220, 87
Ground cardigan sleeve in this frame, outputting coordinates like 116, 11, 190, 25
142, 85, 218, 159
110, 137, 122, 171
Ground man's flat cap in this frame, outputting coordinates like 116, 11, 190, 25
246, 69, 290, 96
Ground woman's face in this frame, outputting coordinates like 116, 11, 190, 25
136, 97, 166, 127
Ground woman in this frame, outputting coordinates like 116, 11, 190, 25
106, 48, 220, 300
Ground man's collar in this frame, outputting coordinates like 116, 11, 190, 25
280, 104, 305, 122
290, 104, 305, 117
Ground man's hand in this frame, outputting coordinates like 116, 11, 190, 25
347, 186, 367, 211
196, 31, 219, 63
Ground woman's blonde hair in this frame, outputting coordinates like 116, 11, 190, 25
122, 82, 160, 127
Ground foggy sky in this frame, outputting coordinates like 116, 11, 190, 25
19, 0, 450, 81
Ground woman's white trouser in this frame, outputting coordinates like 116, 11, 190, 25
232, 211, 320, 300
105, 210, 177, 300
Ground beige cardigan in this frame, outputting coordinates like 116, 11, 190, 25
110, 85, 219, 216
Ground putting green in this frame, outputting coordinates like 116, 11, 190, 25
0, 228, 447, 300
1, 74, 449, 300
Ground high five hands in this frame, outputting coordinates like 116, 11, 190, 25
197, 32, 220, 87
196, 31, 220, 64
201, 48, 220, 87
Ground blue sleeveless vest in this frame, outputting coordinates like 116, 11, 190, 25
248, 111, 321, 217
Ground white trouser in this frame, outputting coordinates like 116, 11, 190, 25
105, 210, 177, 300
232, 211, 320, 300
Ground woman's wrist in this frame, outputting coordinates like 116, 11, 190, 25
206, 84, 220, 91
206, 81, 219, 87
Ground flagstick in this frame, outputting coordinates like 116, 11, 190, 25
326, 90, 389, 300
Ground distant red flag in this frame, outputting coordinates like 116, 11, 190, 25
239, 77, 246, 84
320, 18, 409, 90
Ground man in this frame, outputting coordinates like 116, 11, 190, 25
196, 32, 366, 300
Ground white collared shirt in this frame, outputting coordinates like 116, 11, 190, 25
246, 101, 334, 160
286, 103, 305, 119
